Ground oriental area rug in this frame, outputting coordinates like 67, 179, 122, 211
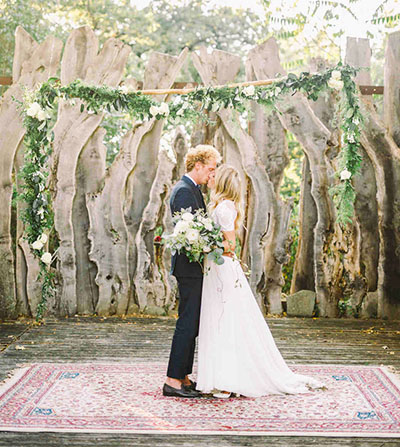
0, 362, 399, 437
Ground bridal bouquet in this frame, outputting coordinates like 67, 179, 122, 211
162, 208, 225, 266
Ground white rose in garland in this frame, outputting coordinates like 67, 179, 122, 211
119, 85, 129, 93
32, 240, 44, 250
37, 108, 50, 121
149, 102, 169, 117
340, 169, 352, 180
159, 102, 170, 117
331, 70, 342, 81
26, 102, 42, 118
41, 252, 52, 265
211, 102, 220, 112
242, 85, 255, 97
149, 105, 159, 117
328, 70, 344, 90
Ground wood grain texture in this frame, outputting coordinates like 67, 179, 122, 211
0, 316, 399, 446
0, 28, 63, 319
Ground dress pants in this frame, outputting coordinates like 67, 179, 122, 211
167, 276, 203, 379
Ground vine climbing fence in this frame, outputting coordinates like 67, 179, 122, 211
1, 26, 400, 320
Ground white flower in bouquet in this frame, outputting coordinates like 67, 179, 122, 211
187, 228, 200, 244
41, 252, 52, 265
340, 169, 352, 180
242, 85, 255, 97
39, 233, 48, 244
162, 208, 225, 266
204, 221, 213, 231
32, 240, 44, 250
182, 212, 194, 221
174, 220, 190, 234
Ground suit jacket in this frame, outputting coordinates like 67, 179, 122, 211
170, 175, 207, 278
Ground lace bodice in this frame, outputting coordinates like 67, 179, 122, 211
211, 199, 237, 231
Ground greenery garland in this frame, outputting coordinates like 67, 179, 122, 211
14, 62, 362, 320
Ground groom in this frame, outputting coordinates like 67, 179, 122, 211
163, 144, 221, 398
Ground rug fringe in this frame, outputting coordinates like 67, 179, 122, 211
0, 365, 32, 397
381, 365, 400, 390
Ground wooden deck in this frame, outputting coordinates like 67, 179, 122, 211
0, 315, 400, 446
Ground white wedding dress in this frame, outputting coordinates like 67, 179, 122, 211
197, 199, 324, 397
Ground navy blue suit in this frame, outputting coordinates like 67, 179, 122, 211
167, 175, 207, 379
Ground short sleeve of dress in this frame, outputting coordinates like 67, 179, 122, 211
215, 200, 237, 231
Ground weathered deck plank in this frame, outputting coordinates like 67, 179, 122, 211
0, 316, 399, 446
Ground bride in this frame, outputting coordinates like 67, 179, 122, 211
196, 164, 324, 398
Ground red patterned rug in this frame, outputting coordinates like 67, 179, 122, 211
0, 362, 399, 437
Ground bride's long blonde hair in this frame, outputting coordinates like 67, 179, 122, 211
208, 165, 244, 233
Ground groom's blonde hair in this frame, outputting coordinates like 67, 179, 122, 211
185, 145, 221, 172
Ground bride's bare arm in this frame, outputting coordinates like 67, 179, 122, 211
222, 230, 236, 257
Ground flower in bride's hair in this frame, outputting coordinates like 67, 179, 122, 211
187, 228, 200, 244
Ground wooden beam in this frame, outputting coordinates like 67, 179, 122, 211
359, 85, 384, 95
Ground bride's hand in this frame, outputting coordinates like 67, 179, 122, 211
222, 235, 235, 257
